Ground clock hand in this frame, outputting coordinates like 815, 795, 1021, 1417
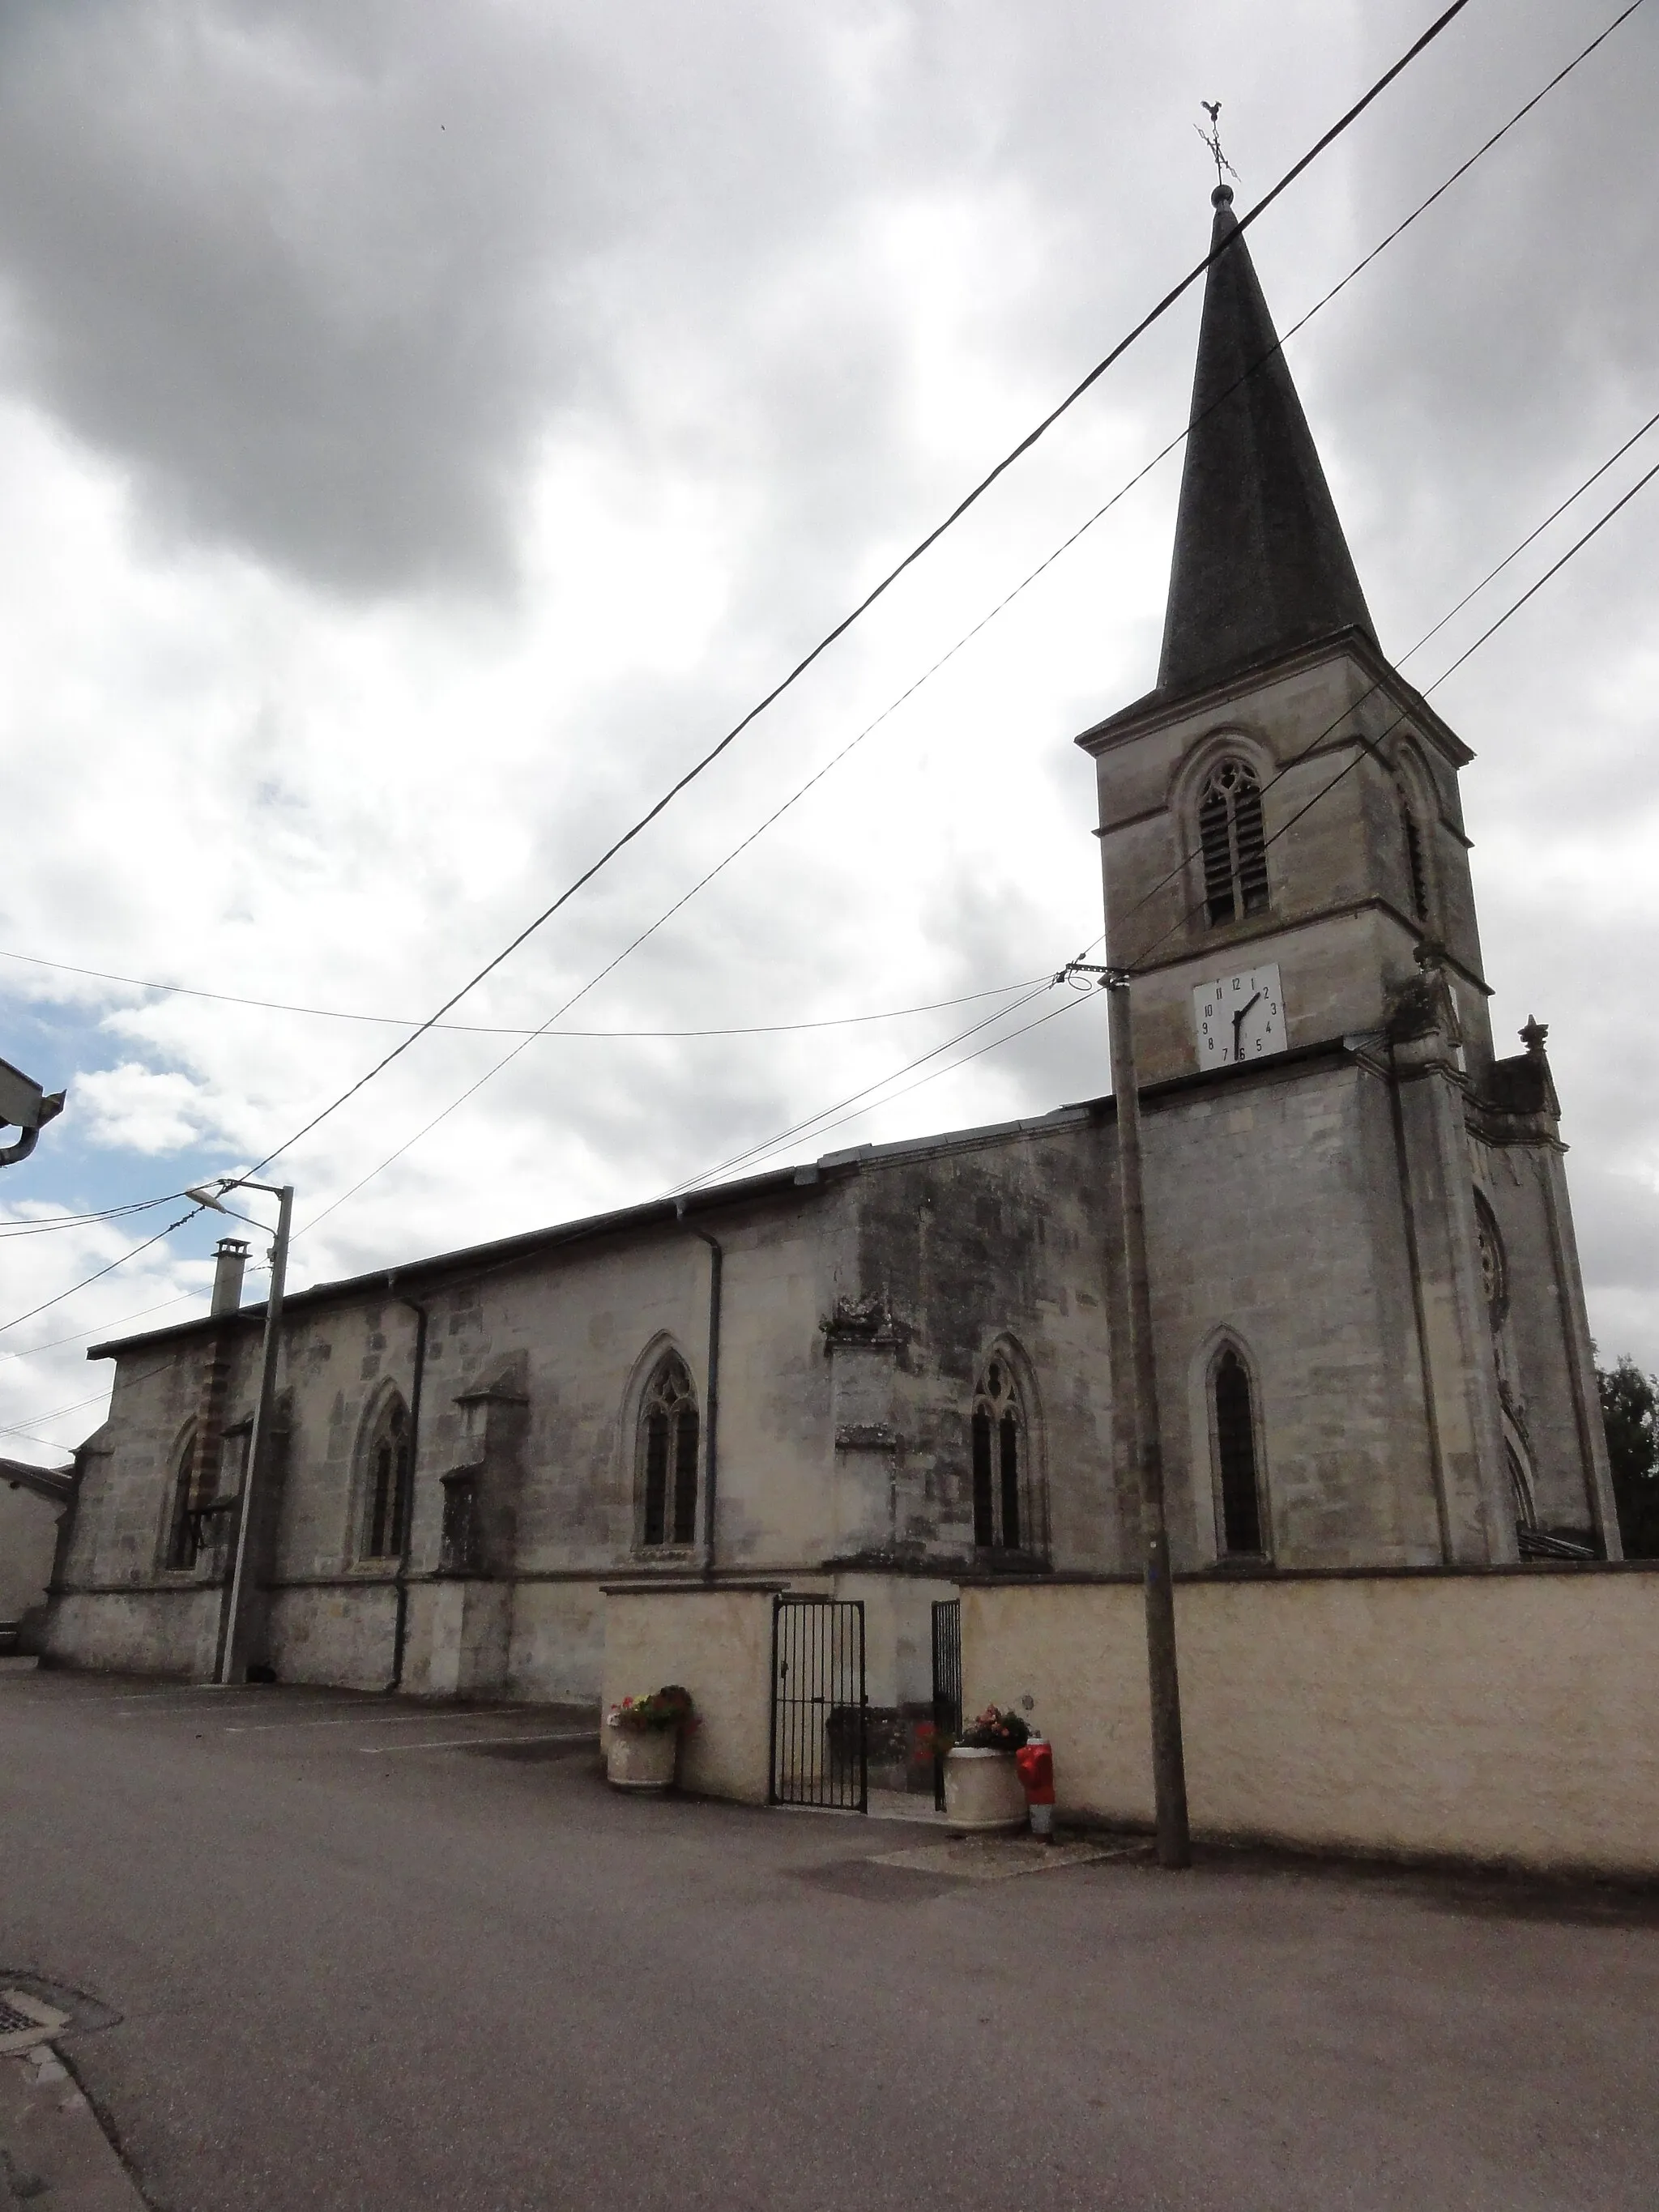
1230, 991, 1263, 1051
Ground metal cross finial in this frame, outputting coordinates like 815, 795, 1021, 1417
1196, 100, 1239, 193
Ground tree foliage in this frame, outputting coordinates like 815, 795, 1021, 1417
1598, 1356, 1659, 1559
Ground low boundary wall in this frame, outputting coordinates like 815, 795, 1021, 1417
602, 1584, 778, 1805
962, 1570, 1659, 1877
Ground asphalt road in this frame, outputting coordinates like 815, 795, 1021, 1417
4, 1672, 1657, 2211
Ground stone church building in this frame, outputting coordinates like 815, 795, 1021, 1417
44, 185, 1618, 1737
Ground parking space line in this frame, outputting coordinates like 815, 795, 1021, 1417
226, 1706, 518, 1734
358, 1729, 598, 1755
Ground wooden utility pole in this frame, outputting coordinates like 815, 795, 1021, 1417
1102, 970, 1191, 1868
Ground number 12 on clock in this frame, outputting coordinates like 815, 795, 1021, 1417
1192, 963, 1286, 1067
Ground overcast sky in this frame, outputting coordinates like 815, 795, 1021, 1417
1, 0, 1656, 1464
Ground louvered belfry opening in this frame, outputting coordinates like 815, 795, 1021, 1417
1403, 804, 1430, 920
641, 1353, 700, 1547
1199, 759, 1269, 927
971, 1358, 1023, 1551
1214, 1348, 1264, 1556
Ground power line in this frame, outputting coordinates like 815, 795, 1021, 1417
660, 983, 1061, 1197
222, 0, 1474, 1191
0, 1208, 204, 1341
670, 989, 1100, 1196
0, 1291, 198, 1365
271, 15, 1597, 1243
0, 947, 1047, 1041
1124, 445, 1659, 974
0, 1192, 191, 1240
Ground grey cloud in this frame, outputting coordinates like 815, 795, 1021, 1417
0, 0, 629, 594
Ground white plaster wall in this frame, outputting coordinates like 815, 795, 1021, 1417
603, 1588, 775, 1804
963, 1572, 1659, 1875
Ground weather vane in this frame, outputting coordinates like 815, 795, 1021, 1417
1196, 100, 1239, 193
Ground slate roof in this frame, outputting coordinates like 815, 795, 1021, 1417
1156, 185, 1375, 698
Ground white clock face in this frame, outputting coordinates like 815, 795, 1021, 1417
1192, 964, 1286, 1068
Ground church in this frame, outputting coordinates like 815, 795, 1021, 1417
42, 185, 1618, 1754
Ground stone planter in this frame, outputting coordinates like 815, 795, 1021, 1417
943, 1745, 1028, 1835
605, 1716, 679, 1792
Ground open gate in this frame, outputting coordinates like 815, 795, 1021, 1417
931, 1597, 962, 1811
769, 1596, 867, 1811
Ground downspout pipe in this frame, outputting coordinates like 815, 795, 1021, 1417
676, 1204, 723, 1582
387, 1274, 429, 1691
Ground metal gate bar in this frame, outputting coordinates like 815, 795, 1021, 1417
769, 1596, 867, 1811
931, 1598, 962, 1812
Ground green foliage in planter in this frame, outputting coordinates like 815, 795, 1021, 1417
610, 1684, 694, 1733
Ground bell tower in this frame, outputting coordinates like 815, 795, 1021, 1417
1073, 185, 1618, 1573
1077, 184, 1493, 1090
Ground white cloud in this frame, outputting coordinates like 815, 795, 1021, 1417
0, 0, 1655, 1461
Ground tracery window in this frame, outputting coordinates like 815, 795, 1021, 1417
971, 1359, 1025, 1551
360, 1391, 411, 1561
1199, 759, 1269, 927
639, 1353, 700, 1548
163, 1421, 200, 1571
1213, 1347, 1265, 1558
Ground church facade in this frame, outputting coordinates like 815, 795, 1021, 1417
43, 185, 1618, 1737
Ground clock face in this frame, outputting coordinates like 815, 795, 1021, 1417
1192, 964, 1286, 1068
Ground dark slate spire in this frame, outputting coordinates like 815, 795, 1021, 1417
1157, 185, 1375, 697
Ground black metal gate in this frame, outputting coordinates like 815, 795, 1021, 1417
769, 1596, 868, 1811
931, 1598, 962, 1811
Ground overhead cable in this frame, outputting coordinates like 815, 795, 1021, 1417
220, 0, 1477, 1190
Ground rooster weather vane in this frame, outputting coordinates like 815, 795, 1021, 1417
1196, 100, 1239, 193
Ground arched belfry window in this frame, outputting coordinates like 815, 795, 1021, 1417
971, 1358, 1026, 1552
360, 1391, 411, 1562
1199, 759, 1269, 927
1213, 1347, 1266, 1558
1401, 803, 1430, 922
639, 1353, 700, 1549
164, 1421, 200, 1571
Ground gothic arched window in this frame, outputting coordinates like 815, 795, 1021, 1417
163, 1421, 200, 1571
360, 1392, 411, 1561
971, 1358, 1026, 1552
639, 1353, 700, 1548
1213, 1347, 1265, 1558
1199, 759, 1269, 927
1401, 803, 1430, 922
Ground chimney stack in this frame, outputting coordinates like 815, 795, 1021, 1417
211, 1238, 250, 1317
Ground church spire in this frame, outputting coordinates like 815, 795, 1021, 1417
1157, 185, 1375, 697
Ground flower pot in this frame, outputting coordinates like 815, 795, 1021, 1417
605, 1716, 679, 1792
943, 1745, 1028, 1835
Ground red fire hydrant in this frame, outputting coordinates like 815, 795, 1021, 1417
1015, 1735, 1056, 1840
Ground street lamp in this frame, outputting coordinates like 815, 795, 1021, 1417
0, 1054, 64, 1169
189, 1176, 295, 1686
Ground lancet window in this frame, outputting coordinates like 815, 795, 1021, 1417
163, 1421, 200, 1571
360, 1392, 412, 1561
1402, 804, 1430, 922
639, 1353, 701, 1549
1213, 1347, 1265, 1558
971, 1358, 1026, 1552
1199, 758, 1269, 927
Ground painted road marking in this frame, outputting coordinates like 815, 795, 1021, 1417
226, 1706, 519, 1733
358, 1729, 598, 1755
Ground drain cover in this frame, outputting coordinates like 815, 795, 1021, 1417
0, 1989, 70, 2055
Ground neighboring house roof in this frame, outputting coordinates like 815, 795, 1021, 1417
1, 1455, 76, 1507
